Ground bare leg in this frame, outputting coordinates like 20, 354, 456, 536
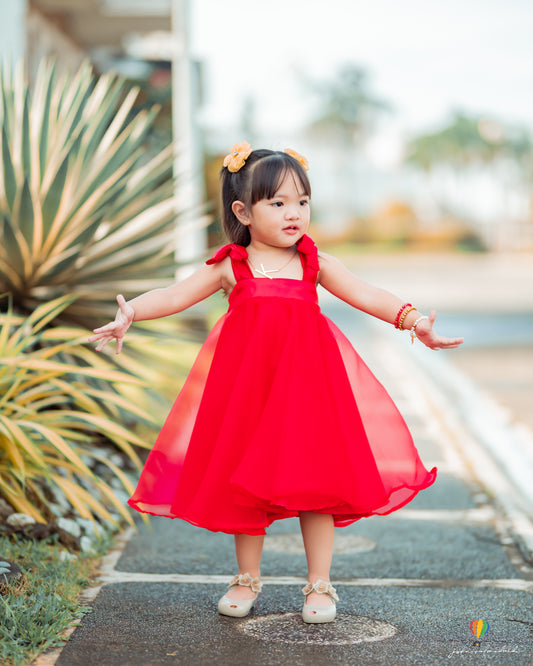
299, 512, 335, 607
225, 534, 264, 600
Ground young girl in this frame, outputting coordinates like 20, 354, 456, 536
90, 143, 463, 624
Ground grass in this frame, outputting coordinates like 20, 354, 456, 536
0, 531, 114, 666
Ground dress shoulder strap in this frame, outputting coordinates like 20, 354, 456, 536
206, 243, 252, 281
296, 235, 320, 283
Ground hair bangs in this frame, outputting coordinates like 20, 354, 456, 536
249, 154, 311, 206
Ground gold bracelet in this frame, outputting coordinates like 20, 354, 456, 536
398, 306, 416, 330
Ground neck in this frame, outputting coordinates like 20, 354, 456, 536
247, 240, 300, 256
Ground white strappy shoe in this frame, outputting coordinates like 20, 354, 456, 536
301, 579, 339, 623
218, 573, 262, 617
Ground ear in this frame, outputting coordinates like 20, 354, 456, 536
232, 200, 250, 226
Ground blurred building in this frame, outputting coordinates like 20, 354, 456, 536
25, 0, 170, 80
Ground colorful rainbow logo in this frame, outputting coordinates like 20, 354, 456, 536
470, 619, 490, 639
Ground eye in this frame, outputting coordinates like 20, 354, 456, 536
271, 201, 283, 207
300, 199, 309, 206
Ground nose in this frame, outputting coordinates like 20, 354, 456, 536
285, 205, 299, 220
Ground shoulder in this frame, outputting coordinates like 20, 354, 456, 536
317, 250, 345, 271
204, 247, 238, 293
316, 250, 353, 285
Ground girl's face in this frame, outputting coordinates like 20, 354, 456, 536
235, 172, 310, 248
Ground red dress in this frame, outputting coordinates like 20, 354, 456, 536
128, 235, 436, 535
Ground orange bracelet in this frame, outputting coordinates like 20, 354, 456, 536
398, 306, 417, 331
394, 303, 411, 329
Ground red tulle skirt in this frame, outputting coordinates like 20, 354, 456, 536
128, 278, 436, 535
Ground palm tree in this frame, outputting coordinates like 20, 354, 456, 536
306, 64, 392, 145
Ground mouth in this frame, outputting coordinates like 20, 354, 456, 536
283, 225, 299, 233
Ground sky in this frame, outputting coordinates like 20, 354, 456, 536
191, 0, 533, 167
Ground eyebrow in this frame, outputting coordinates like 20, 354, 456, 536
271, 192, 310, 199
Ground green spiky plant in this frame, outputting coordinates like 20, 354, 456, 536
0, 295, 157, 525
0, 59, 206, 521
0, 58, 190, 327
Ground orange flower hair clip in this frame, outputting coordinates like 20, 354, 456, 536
223, 141, 253, 172
284, 148, 309, 171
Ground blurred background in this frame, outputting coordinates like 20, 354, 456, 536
0, 0, 532, 524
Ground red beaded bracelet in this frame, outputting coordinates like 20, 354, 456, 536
394, 303, 412, 329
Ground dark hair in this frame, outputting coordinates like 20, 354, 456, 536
220, 149, 312, 245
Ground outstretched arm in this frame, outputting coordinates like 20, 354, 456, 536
89, 259, 231, 353
318, 252, 464, 350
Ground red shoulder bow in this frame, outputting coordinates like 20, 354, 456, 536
297, 235, 319, 272
206, 244, 248, 265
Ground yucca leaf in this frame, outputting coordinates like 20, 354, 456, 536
40, 410, 146, 455
34, 59, 55, 181
0, 433, 26, 476
21, 87, 31, 177
1, 358, 146, 384
7, 295, 77, 351
71, 384, 158, 424
88, 452, 136, 494
17, 419, 94, 476
1, 124, 17, 210
91, 478, 134, 526
0, 417, 46, 469
14, 176, 34, 250
93, 86, 139, 157
41, 150, 69, 238
1, 212, 27, 277
50, 474, 103, 521
0, 293, 12, 355
0, 476, 44, 521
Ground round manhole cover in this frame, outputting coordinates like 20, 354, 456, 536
264, 533, 376, 554
240, 613, 397, 645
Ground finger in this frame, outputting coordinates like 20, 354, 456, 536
95, 337, 110, 352
92, 323, 116, 334
116, 337, 123, 354
89, 331, 109, 342
434, 338, 464, 349
428, 309, 437, 326
117, 294, 129, 314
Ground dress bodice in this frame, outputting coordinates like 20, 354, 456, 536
206, 234, 320, 310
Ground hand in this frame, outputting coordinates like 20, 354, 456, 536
414, 310, 464, 350
89, 295, 135, 354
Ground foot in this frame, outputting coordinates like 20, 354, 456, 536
305, 591, 335, 608
302, 580, 338, 624
218, 573, 262, 618
224, 584, 258, 602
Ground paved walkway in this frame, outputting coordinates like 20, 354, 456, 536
35, 299, 533, 665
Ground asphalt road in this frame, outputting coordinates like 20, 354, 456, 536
37, 299, 533, 666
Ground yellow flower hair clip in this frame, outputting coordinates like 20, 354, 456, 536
284, 148, 309, 171
223, 141, 253, 173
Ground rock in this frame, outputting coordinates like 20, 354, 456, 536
77, 518, 105, 538
80, 535, 96, 554
1, 520, 81, 551
111, 489, 130, 506
103, 513, 122, 532
48, 502, 67, 518
0, 560, 23, 585
6, 513, 36, 527
50, 485, 71, 513
80, 454, 94, 467
0, 498, 15, 518
110, 478, 124, 491
57, 517, 82, 538
109, 454, 125, 468
59, 550, 78, 563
